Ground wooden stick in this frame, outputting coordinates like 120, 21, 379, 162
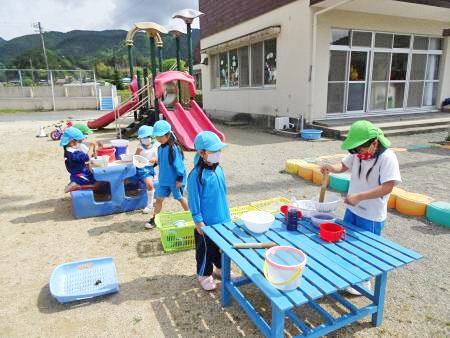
233, 242, 277, 249
319, 172, 329, 203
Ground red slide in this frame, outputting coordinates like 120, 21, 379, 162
88, 76, 139, 129
154, 71, 225, 150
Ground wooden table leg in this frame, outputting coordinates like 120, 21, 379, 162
221, 252, 231, 307
271, 304, 285, 337
372, 272, 387, 326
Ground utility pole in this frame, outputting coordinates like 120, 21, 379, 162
33, 22, 55, 111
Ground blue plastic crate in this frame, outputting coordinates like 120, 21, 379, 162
49, 257, 119, 303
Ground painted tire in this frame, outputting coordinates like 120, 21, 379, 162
426, 201, 450, 227
50, 130, 61, 141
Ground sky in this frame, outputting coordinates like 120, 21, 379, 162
0, 0, 199, 41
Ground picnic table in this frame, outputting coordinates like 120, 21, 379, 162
203, 214, 422, 337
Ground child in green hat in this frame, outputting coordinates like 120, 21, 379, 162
321, 120, 401, 292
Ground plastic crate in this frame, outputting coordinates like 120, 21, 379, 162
229, 205, 259, 220
49, 257, 119, 303
155, 211, 194, 229
159, 224, 196, 253
250, 197, 290, 214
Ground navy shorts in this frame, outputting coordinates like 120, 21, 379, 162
135, 165, 155, 181
70, 172, 95, 186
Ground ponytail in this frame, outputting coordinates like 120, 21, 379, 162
167, 132, 184, 164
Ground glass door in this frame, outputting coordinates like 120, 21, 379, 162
347, 51, 369, 112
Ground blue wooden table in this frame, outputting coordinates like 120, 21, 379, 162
203, 214, 422, 337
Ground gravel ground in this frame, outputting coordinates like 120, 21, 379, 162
0, 110, 449, 337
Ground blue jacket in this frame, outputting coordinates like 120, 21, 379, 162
158, 143, 186, 187
64, 148, 90, 176
187, 163, 231, 226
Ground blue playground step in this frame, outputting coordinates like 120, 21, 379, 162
100, 97, 114, 110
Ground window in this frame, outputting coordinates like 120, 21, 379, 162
229, 49, 239, 87
328, 28, 443, 114
251, 42, 263, 86
264, 39, 277, 85
219, 52, 228, 87
239, 46, 249, 87
210, 37, 276, 89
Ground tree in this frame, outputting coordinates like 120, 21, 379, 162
95, 62, 112, 79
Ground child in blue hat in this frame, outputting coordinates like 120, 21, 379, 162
188, 131, 235, 291
145, 120, 188, 229
135, 125, 160, 214
60, 127, 96, 193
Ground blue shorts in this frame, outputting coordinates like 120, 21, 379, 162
70, 172, 95, 186
155, 185, 184, 200
135, 165, 155, 181
344, 209, 385, 235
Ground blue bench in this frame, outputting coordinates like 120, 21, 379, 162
203, 215, 422, 337
71, 164, 147, 218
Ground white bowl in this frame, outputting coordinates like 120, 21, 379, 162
240, 211, 274, 233
91, 155, 109, 167
110, 139, 129, 147
120, 154, 133, 162
133, 155, 149, 168
310, 212, 337, 227
293, 200, 316, 218
312, 192, 342, 213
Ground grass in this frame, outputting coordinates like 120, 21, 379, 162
117, 89, 132, 103
0, 108, 45, 113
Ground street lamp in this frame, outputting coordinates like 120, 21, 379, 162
172, 8, 204, 75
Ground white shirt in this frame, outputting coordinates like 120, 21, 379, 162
342, 148, 401, 222
137, 141, 160, 166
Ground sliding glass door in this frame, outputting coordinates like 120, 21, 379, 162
327, 30, 443, 115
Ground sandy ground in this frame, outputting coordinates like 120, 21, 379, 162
0, 110, 449, 337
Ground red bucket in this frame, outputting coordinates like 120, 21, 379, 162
280, 205, 302, 220
97, 147, 116, 162
320, 223, 346, 242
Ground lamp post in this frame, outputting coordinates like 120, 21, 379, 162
169, 25, 187, 101
172, 9, 204, 75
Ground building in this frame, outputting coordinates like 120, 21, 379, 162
199, 0, 450, 125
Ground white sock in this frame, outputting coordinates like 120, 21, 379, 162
146, 190, 154, 208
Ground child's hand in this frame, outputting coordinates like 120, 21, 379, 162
321, 164, 334, 175
149, 157, 157, 164
344, 193, 361, 206
196, 222, 205, 235
176, 181, 183, 189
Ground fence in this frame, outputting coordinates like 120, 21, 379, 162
0, 69, 103, 111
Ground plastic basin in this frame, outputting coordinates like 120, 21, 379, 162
241, 211, 274, 233
301, 129, 322, 140
97, 147, 116, 162
310, 212, 337, 227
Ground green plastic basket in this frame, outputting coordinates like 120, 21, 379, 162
229, 205, 259, 220
155, 211, 194, 229
159, 224, 196, 253
250, 197, 290, 214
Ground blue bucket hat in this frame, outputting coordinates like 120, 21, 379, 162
152, 120, 172, 137
137, 125, 154, 139
194, 131, 227, 152
60, 126, 86, 146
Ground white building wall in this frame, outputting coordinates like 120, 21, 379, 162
201, 0, 311, 120
314, 9, 450, 119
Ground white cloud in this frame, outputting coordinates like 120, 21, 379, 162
0, 0, 199, 40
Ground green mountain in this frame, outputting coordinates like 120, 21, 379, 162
0, 29, 200, 70
0, 37, 5, 45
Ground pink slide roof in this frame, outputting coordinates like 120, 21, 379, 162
154, 71, 196, 98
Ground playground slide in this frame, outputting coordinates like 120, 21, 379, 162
88, 75, 139, 129
159, 100, 225, 151
87, 99, 138, 129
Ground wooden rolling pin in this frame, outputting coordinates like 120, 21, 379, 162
233, 242, 277, 249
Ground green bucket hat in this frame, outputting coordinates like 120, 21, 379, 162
73, 123, 93, 135
341, 120, 391, 150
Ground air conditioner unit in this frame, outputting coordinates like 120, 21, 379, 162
274, 117, 290, 130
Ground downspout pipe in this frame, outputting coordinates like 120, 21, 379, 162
308, 0, 356, 123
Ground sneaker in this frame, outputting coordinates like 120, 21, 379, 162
145, 218, 155, 229
198, 276, 216, 291
214, 269, 239, 280
345, 280, 371, 296
142, 206, 153, 214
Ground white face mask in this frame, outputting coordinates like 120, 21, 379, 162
78, 143, 89, 154
141, 137, 152, 145
207, 151, 221, 164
